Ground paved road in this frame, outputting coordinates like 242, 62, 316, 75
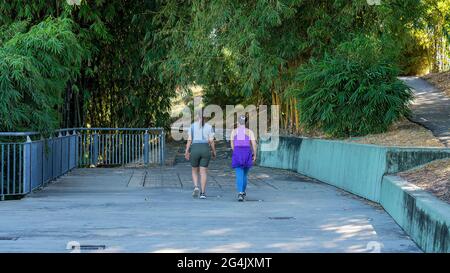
400, 76, 450, 147
0, 144, 420, 253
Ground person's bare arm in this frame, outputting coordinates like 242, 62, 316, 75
209, 139, 216, 160
250, 130, 257, 162
185, 126, 192, 160
209, 126, 216, 159
230, 129, 235, 150
185, 139, 192, 160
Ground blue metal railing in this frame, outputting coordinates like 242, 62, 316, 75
0, 143, 23, 197
0, 128, 165, 199
76, 128, 164, 167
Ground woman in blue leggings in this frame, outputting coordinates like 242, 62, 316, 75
230, 115, 257, 201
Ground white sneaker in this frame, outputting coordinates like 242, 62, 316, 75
192, 187, 200, 198
238, 193, 245, 202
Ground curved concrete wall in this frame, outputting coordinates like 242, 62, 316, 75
258, 136, 450, 252
381, 176, 450, 253
258, 137, 302, 171
259, 137, 450, 202
295, 139, 387, 202
386, 148, 450, 174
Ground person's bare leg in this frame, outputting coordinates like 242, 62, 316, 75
192, 167, 199, 188
200, 167, 208, 193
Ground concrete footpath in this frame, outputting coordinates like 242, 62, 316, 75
0, 145, 421, 253
400, 76, 450, 147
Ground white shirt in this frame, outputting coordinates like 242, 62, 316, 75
189, 122, 214, 143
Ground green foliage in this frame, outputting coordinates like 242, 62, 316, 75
148, 0, 303, 96
0, 1, 176, 132
294, 36, 413, 137
80, 0, 173, 128
0, 18, 83, 133
151, 0, 426, 93
150, 0, 426, 135
0, 0, 448, 137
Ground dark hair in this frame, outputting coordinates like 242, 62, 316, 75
196, 109, 205, 127
238, 115, 246, 125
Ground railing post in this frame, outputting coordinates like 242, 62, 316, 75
1, 145, 3, 200
22, 136, 32, 194
144, 131, 149, 165
160, 129, 165, 166
92, 132, 99, 166
49, 135, 55, 180
70, 130, 76, 170
66, 131, 70, 173
41, 135, 46, 186
58, 132, 63, 176
75, 130, 80, 167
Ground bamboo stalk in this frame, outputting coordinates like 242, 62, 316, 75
284, 97, 288, 132
272, 91, 276, 106
287, 96, 290, 133
294, 98, 300, 134
292, 98, 295, 134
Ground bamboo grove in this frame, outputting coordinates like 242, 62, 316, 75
1, 0, 450, 137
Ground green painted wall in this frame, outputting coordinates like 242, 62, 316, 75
386, 148, 450, 174
258, 137, 302, 171
258, 136, 450, 252
296, 139, 387, 202
259, 137, 450, 202
381, 176, 450, 253
259, 137, 387, 201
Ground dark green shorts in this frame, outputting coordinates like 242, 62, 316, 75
190, 143, 211, 168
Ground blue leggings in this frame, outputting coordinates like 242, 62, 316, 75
235, 167, 249, 193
